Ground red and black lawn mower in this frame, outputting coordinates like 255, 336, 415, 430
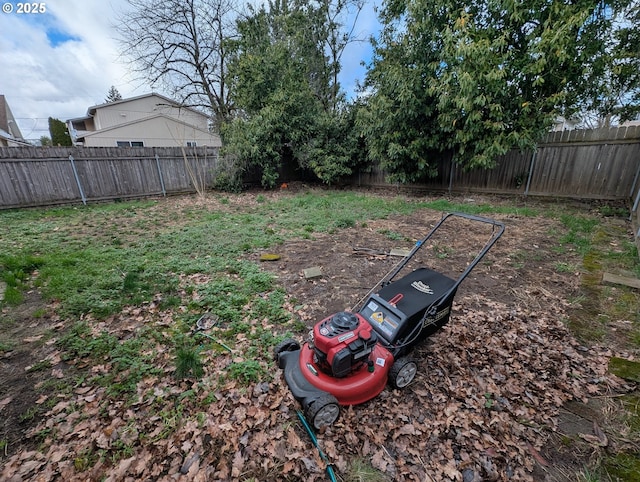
275, 212, 505, 429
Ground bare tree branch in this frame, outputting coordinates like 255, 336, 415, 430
116, 0, 240, 130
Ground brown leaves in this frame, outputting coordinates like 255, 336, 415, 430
0, 288, 626, 482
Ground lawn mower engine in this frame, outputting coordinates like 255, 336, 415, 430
311, 312, 378, 378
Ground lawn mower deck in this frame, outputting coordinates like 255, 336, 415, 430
275, 212, 504, 429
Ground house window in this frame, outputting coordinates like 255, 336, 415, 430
116, 141, 145, 147
186, 141, 197, 147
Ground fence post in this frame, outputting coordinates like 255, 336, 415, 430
524, 150, 537, 197
633, 186, 640, 213
448, 157, 455, 195
69, 155, 87, 205
155, 154, 166, 196
630, 161, 640, 198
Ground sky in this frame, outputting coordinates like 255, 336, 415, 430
0, 0, 380, 142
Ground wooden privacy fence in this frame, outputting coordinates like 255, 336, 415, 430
0, 146, 220, 209
353, 126, 640, 201
631, 153, 640, 255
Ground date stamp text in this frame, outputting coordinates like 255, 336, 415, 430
3, 3, 47, 14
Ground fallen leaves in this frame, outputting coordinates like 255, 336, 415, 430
0, 284, 631, 480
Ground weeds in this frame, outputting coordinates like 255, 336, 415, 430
175, 346, 204, 379
227, 360, 265, 384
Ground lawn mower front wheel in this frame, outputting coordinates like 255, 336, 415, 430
305, 393, 340, 429
273, 338, 301, 362
389, 357, 417, 389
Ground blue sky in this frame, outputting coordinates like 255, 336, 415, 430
0, 0, 380, 141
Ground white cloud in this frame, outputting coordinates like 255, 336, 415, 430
0, 0, 145, 140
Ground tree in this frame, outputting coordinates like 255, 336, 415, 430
39, 136, 52, 146
48, 118, 72, 146
116, 0, 237, 130
359, 0, 640, 183
567, 1, 640, 125
223, 0, 365, 187
105, 86, 123, 103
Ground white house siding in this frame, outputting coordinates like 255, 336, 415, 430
82, 116, 221, 147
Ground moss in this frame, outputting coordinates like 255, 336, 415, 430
609, 357, 640, 383
582, 251, 602, 275
603, 453, 640, 482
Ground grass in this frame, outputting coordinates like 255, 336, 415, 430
345, 458, 387, 482
174, 346, 204, 379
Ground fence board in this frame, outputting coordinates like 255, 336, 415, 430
1, 127, 639, 209
0, 146, 219, 208
352, 126, 640, 200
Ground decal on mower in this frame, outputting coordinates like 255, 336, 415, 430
371, 311, 384, 324
338, 332, 355, 343
411, 281, 434, 295
375, 357, 386, 367
423, 307, 450, 327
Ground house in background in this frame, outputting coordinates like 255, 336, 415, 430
0, 95, 31, 146
67, 93, 222, 148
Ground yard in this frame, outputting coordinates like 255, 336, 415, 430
1, 188, 639, 481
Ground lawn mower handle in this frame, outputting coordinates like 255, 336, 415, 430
383, 211, 504, 292
371, 212, 505, 351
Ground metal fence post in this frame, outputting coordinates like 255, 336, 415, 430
69, 155, 87, 205
524, 150, 537, 197
155, 154, 166, 196
633, 185, 640, 213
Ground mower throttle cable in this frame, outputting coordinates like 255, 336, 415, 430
296, 411, 338, 482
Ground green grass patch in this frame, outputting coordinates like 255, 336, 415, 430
1, 285, 23, 305
422, 199, 538, 217
227, 360, 265, 384
174, 346, 204, 379
57, 322, 163, 397
609, 357, 640, 383
603, 453, 640, 482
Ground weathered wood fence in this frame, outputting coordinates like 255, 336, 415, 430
0, 146, 220, 209
352, 126, 640, 201
1, 127, 639, 210
631, 154, 640, 256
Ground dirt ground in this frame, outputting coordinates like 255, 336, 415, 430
1, 191, 637, 481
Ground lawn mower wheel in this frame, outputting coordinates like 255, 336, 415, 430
273, 338, 301, 362
305, 392, 340, 429
389, 356, 418, 389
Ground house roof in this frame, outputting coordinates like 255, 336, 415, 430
75, 112, 217, 140
86, 92, 209, 118
0, 127, 32, 146
0, 94, 26, 140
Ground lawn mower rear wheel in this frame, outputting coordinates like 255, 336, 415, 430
389, 356, 418, 389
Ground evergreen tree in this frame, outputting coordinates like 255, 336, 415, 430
359, 0, 640, 183
223, 0, 365, 187
105, 86, 123, 103
48, 117, 72, 146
